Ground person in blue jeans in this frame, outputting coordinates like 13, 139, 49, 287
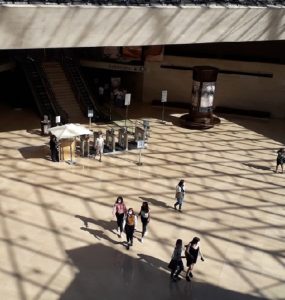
174, 180, 185, 212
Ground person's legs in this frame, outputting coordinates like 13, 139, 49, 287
170, 268, 176, 279
174, 265, 183, 278
276, 160, 280, 173
125, 225, 129, 242
178, 198, 183, 211
186, 264, 195, 280
117, 213, 124, 236
141, 218, 147, 237
174, 201, 178, 210
99, 149, 102, 162
51, 149, 57, 162
129, 226, 134, 246
116, 213, 121, 232
55, 149, 59, 162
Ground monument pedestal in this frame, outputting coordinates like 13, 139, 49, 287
180, 66, 220, 129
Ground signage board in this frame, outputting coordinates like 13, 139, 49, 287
137, 140, 145, 149
88, 109, 94, 118
161, 90, 168, 103
125, 93, 131, 106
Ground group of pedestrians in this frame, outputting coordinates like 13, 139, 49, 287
169, 237, 205, 282
112, 196, 150, 250
111, 180, 204, 282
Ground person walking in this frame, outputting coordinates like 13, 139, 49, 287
168, 239, 184, 281
112, 196, 127, 238
174, 179, 185, 212
275, 148, 285, 173
185, 237, 205, 282
49, 135, 59, 162
124, 208, 137, 250
138, 201, 150, 243
95, 131, 104, 162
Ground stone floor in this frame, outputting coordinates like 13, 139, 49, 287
0, 104, 285, 300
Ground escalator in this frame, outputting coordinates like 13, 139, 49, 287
61, 57, 108, 121
20, 57, 68, 124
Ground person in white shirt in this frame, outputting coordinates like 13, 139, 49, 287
95, 131, 104, 162
174, 179, 185, 212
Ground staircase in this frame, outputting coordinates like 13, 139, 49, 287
43, 61, 85, 123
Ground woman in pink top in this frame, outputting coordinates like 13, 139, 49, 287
113, 196, 127, 238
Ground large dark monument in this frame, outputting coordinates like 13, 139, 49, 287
180, 66, 220, 129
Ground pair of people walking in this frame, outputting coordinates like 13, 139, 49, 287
113, 197, 150, 249
168, 237, 204, 282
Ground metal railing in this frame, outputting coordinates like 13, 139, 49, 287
0, 0, 284, 6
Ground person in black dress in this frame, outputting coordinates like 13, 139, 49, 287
185, 237, 205, 281
49, 135, 59, 162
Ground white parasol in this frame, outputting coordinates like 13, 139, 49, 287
49, 123, 92, 164
49, 123, 92, 139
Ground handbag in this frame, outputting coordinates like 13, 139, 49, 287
168, 259, 177, 270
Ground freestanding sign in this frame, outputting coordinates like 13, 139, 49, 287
124, 93, 131, 128
161, 90, 167, 123
55, 116, 61, 125
88, 109, 94, 130
125, 93, 131, 106
161, 90, 167, 103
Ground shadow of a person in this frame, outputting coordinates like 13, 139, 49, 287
243, 162, 271, 171
139, 196, 169, 209
75, 215, 116, 234
137, 253, 169, 272
80, 227, 121, 245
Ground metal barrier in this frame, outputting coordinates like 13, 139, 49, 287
134, 126, 145, 142
106, 128, 116, 152
80, 134, 90, 157
118, 128, 128, 150
93, 131, 99, 149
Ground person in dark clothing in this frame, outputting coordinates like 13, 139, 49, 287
124, 208, 137, 250
275, 148, 285, 173
169, 239, 184, 281
49, 135, 59, 162
185, 237, 205, 282
138, 201, 150, 243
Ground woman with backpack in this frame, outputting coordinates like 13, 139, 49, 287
124, 208, 137, 250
